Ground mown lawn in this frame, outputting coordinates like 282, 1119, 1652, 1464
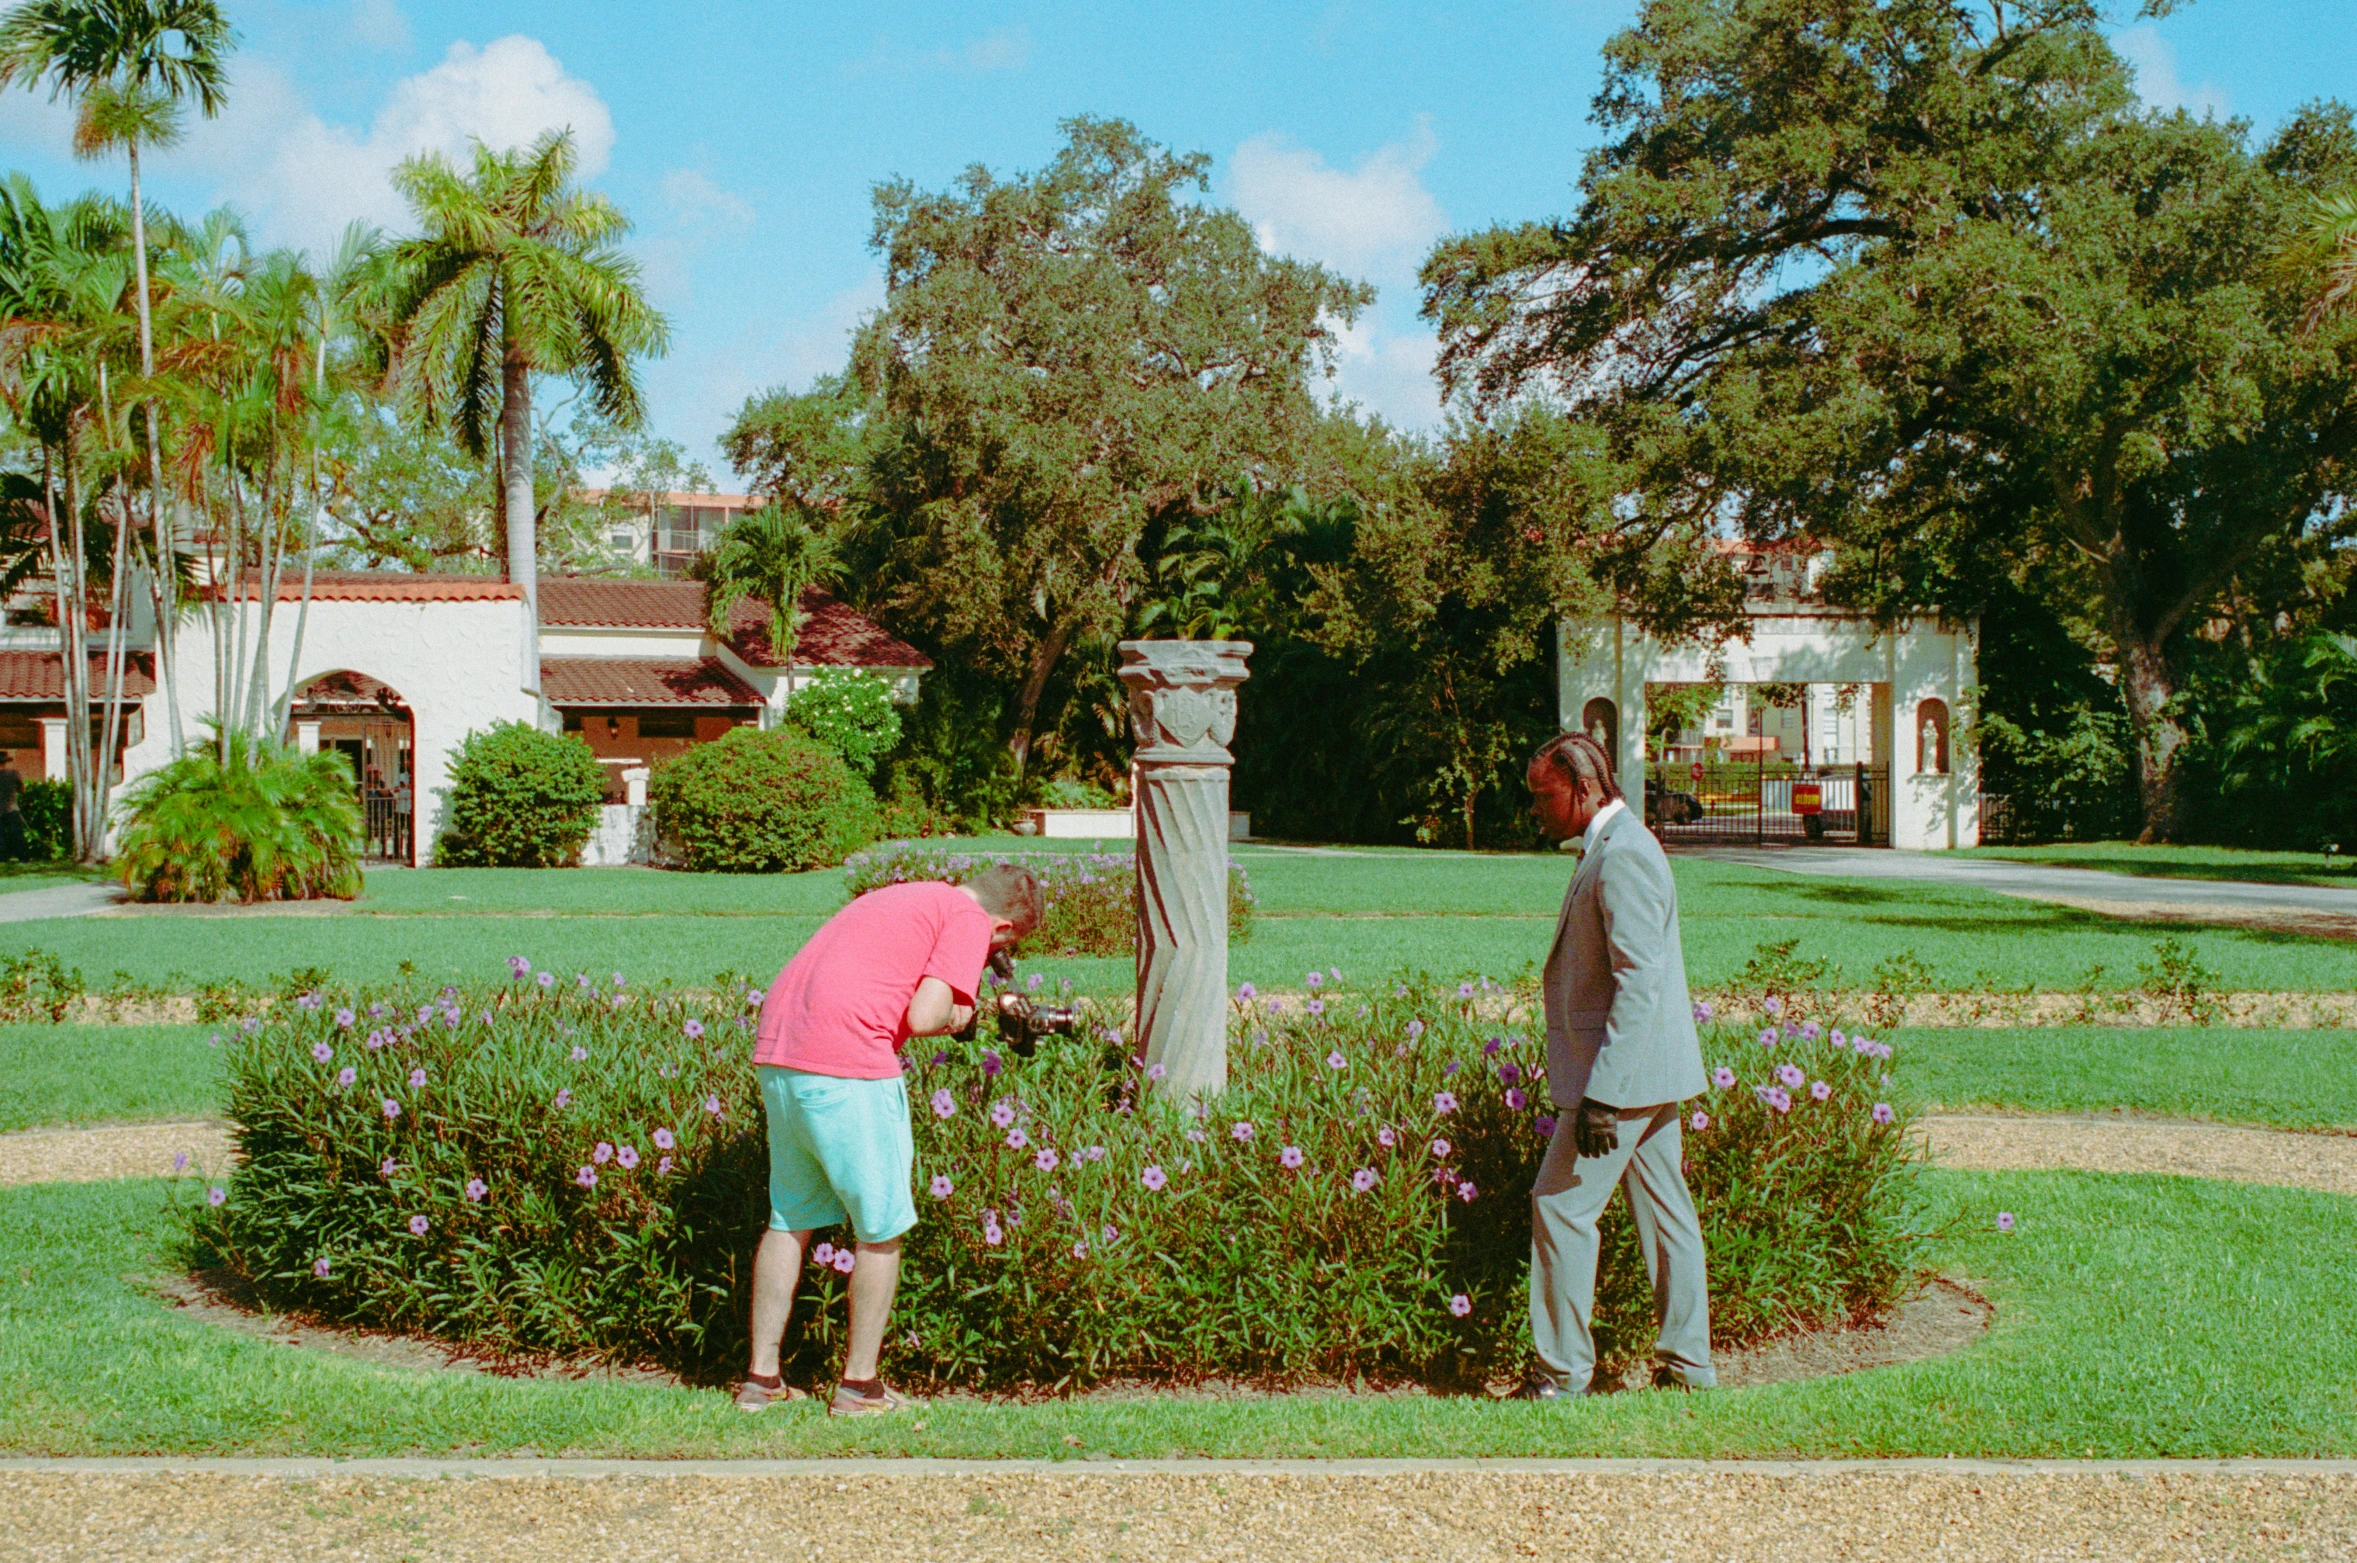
1893, 1027, 2357, 1132
0, 1169, 2348, 1457
0, 1023, 223, 1132
1958, 840, 2357, 890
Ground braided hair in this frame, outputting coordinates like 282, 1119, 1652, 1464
1532, 730, 1623, 803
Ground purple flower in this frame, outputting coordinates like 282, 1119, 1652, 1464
813, 1242, 836, 1266
574, 1165, 598, 1189
982, 1051, 1004, 1078
380, 1157, 398, 1179
1231, 1121, 1256, 1142
336, 1066, 356, 1088
1448, 1293, 1472, 1318
311, 1041, 333, 1063
617, 1145, 640, 1170
1872, 1102, 1896, 1126
657, 1156, 674, 1175
408, 1067, 427, 1090
991, 1101, 1016, 1129
1006, 1127, 1030, 1150
1457, 982, 1475, 999
1691, 1111, 1710, 1131
1810, 1080, 1832, 1101
1497, 1062, 1521, 1086
1997, 1211, 2016, 1233
653, 1127, 676, 1150
1072, 1240, 1089, 1259
332, 1006, 355, 1031
1351, 1167, 1378, 1192
206, 1186, 227, 1208
930, 1174, 954, 1199
1025, 973, 1042, 993
465, 1178, 487, 1202
1146, 1063, 1167, 1082
1443, 1060, 1461, 1077
1458, 1181, 1479, 1203
982, 1221, 1004, 1246
241, 1017, 262, 1034
1830, 1028, 1848, 1048
1141, 1165, 1168, 1192
1433, 1091, 1458, 1115
1757, 1028, 1778, 1048
684, 1019, 705, 1040
1306, 999, 1325, 1017
613, 972, 626, 988
1535, 1115, 1558, 1138
297, 991, 324, 1011
381, 1098, 401, 1120
1763, 996, 1783, 1017
1377, 1127, 1397, 1148
1305, 970, 1323, 989
1505, 1087, 1528, 1111
1080, 1145, 1105, 1163
1801, 1021, 1822, 1042
1776, 1063, 1805, 1089
569, 1045, 588, 1062
1483, 1039, 1502, 1058
831, 1248, 856, 1274
1694, 1000, 1714, 1024
1325, 1050, 1346, 1070
554, 1088, 573, 1110
1430, 1137, 1451, 1159
1236, 982, 1257, 1001
509, 956, 531, 978
931, 1089, 956, 1120
1406, 1020, 1425, 1040
1279, 1145, 1305, 1169
705, 1095, 724, 1118
408, 1214, 429, 1236
537, 971, 555, 990
593, 1142, 614, 1165
366, 1028, 390, 1050
173, 1151, 189, 1174
312, 1257, 331, 1279
1757, 1086, 1792, 1114
1712, 1066, 1737, 1090
1034, 1147, 1059, 1173
928, 1050, 948, 1068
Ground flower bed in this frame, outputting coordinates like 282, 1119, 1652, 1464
842, 841, 1255, 956
192, 963, 1920, 1389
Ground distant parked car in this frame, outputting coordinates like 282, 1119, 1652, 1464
1645, 777, 1704, 827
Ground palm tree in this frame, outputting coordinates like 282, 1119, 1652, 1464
697, 502, 843, 676
2282, 188, 2357, 336
0, 0, 236, 749
386, 129, 667, 698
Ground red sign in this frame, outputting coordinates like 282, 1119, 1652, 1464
1689, 762, 1704, 783
1792, 783, 1823, 815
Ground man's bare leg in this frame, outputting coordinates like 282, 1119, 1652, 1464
842, 1238, 903, 1382
748, 1227, 811, 1379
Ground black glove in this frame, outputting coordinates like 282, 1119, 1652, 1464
1573, 1098, 1620, 1160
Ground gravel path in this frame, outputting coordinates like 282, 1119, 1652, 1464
2, 1461, 2352, 1561
0, 1120, 230, 1187
1920, 1113, 2357, 1198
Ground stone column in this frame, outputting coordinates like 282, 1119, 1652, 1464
1119, 640, 1251, 1100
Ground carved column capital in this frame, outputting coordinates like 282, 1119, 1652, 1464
1118, 640, 1253, 765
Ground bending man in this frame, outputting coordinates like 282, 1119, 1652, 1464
1521, 731, 1714, 1400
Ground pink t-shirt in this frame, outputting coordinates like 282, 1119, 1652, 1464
753, 881, 993, 1079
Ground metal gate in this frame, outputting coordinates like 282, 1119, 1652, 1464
324, 719, 414, 864
1646, 760, 1891, 846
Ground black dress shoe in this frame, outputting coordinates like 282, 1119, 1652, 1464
1650, 1366, 1709, 1392
1514, 1378, 1595, 1402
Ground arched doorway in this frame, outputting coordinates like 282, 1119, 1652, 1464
288, 671, 416, 865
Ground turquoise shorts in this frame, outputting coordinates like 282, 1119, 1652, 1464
756, 1066, 917, 1244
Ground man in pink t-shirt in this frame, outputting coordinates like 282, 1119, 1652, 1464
737, 864, 1043, 1417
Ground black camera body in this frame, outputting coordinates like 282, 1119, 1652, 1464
979, 949, 1079, 1057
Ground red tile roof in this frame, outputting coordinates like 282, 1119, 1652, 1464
207, 571, 523, 602
0, 650, 156, 701
540, 657, 763, 708
536, 579, 930, 670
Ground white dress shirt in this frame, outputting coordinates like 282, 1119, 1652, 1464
1579, 796, 1627, 855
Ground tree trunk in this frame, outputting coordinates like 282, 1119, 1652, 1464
500, 349, 541, 702
127, 140, 180, 754
2117, 635, 2187, 843
1008, 620, 1074, 773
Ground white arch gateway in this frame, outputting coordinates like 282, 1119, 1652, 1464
1557, 551, 1979, 850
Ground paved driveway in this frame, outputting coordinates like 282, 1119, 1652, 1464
0, 880, 123, 924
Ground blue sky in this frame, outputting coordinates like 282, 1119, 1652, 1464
0, 0, 2347, 481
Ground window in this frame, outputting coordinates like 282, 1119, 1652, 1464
608, 529, 635, 551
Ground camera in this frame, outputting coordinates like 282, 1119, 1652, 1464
980, 949, 1079, 1057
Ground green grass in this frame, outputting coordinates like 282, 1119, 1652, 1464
1897, 1027, 2357, 1132
1959, 841, 2357, 890
0, 861, 107, 894
6, 849, 2356, 998
0, 1024, 224, 1132
2, 1169, 2349, 1456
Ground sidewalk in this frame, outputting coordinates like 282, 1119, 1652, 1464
0, 880, 122, 924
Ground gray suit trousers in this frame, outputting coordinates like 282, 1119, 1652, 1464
1529, 1103, 1714, 1391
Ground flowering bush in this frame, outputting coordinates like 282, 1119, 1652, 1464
192, 963, 1918, 1389
842, 842, 1255, 956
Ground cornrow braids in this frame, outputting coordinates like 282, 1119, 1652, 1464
1532, 730, 1623, 802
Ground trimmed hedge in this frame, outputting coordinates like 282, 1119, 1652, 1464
19, 778, 70, 860
649, 727, 879, 873
435, 722, 606, 868
192, 964, 1921, 1388
842, 842, 1255, 955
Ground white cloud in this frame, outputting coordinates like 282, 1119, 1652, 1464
1229, 119, 1448, 286
347, 0, 412, 53
2111, 25, 2228, 119
849, 25, 1033, 78
171, 35, 615, 253
1324, 316, 1444, 432
660, 168, 755, 232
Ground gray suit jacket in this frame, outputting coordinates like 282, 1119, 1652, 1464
1542, 804, 1707, 1111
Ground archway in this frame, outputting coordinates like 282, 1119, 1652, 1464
288, 671, 416, 865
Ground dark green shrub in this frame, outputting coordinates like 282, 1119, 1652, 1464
435, 722, 606, 868
0, 947, 85, 1021
842, 841, 1254, 955
785, 669, 902, 776
192, 964, 1920, 1387
18, 779, 70, 860
115, 728, 362, 902
649, 727, 878, 873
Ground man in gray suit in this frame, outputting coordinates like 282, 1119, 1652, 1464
1520, 730, 1713, 1400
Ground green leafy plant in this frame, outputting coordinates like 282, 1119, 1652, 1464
1732, 939, 1836, 1014
192, 965, 1920, 1388
843, 841, 1255, 955
1865, 950, 1935, 1030
0, 948, 84, 1022
2139, 937, 2224, 1025
114, 728, 362, 903
649, 727, 878, 873
17, 778, 70, 860
434, 722, 607, 869
784, 668, 902, 777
